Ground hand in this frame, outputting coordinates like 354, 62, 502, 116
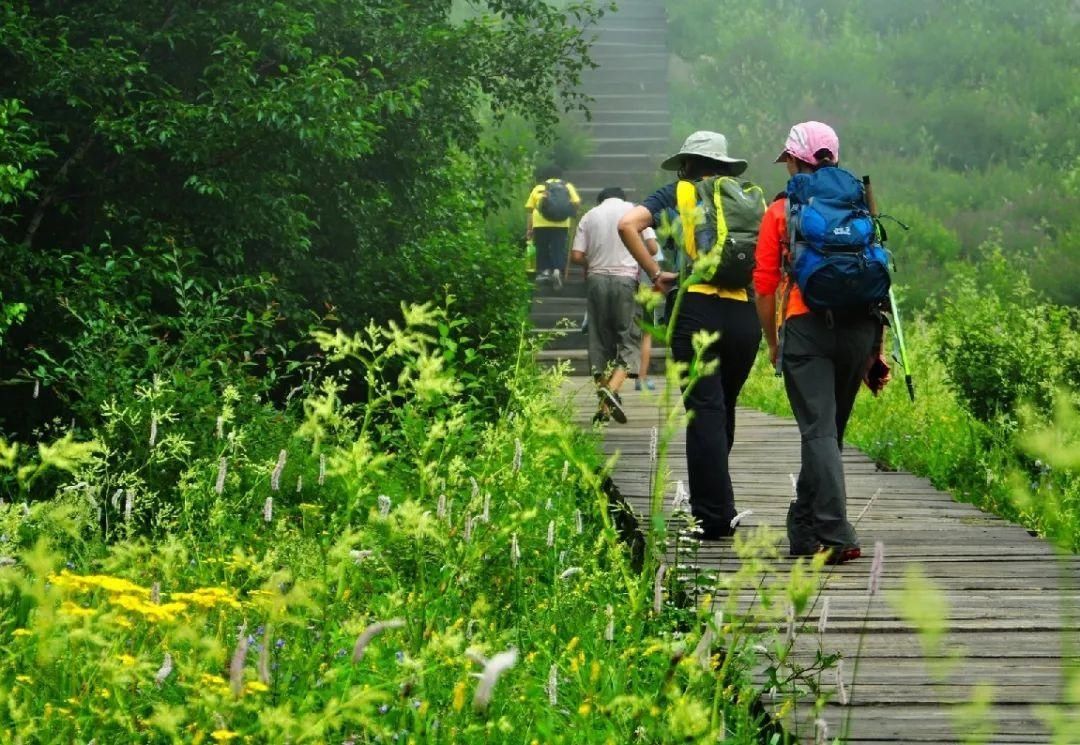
652, 271, 678, 294
863, 353, 892, 395
767, 342, 779, 367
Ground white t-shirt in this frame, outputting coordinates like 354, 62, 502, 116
572, 198, 656, 278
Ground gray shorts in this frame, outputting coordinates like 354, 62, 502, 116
586, 274, 642, 378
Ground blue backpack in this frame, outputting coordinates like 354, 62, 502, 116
785, 166, 891, 313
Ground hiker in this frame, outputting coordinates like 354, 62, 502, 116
571, 187, 659, 424
754, 121, 890, 564
525, 166, 581, 291
618, 131, 763, 539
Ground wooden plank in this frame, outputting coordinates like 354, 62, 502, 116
556, 376, 1079, 744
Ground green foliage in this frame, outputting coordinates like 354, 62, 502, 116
665, 0, 1080, 307
0, 0, 599, 433
934, 247, 1080, 425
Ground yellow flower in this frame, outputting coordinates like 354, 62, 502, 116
15, 675, 32, 684
211, 730, 240, 742
109, 594, 187, 622
525, 651, 538, 663
452, 681, 467, 712
243, 681, 270, 694
172, 587, 241, 610
116, 654, 137, 667
12, 629, 31, 637
59, 601, 96, 619
566, 636, 580, 653
578, 703, 592, 716
49, 571, 150, 597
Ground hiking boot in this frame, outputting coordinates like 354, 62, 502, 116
598, 387, 627, 424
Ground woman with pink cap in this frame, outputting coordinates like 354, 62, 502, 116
618, 131, 763, 540
753, 121, 883, 564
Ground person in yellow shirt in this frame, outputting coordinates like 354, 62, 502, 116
525, 166, 581, 291
617, 131, 762, 540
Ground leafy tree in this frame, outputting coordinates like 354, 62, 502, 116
0, 0, 600, 433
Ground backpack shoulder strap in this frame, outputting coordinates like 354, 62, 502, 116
676, 179, 698, 260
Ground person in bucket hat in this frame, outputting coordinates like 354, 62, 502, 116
753, 120, 884, 565
617, 131, 762, 540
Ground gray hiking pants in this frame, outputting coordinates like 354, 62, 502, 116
781, 312, 878, 553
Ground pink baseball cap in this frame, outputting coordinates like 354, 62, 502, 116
774, 121, 840, 165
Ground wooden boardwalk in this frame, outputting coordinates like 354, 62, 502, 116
560, 377, 1080, 744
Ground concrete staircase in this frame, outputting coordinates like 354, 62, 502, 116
532, 0, 670, 375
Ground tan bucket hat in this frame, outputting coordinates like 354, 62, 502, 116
660, 130, 748, 175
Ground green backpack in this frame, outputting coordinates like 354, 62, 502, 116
675, 177, 766, 289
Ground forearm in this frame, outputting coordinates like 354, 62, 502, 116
526, 212, 534, 237
755, 294, 778, 349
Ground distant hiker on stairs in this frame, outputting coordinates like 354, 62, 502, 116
571, 187, 659, 424
526, 166, 581, 291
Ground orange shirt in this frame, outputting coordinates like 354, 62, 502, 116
753, 198, 810, 320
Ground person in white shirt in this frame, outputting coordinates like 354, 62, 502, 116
571, 187, 659, 424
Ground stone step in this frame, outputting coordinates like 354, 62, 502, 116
536, 346, 669, 375
586, 120, 670, 140
589, 48, 668, 64
591, 136, 670, 156
581, 65, 669, 89
578, 152, 667, 170
532, 327, 668, 351
585, 25, 667, 45
564, 167, 664, 185
578, 108, 670, 124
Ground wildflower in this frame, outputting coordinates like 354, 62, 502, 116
0, 555, 16, 568
835, 659, 848, 705
856, 488, 882, 523
155, 653, 173, 686
473, 648, 518, 711
215, 458, 227, 494
437, 494, 447, 520
295, 475, 302, 493
649, 426, 658, 466
512, 439, 523, 473
575, 509, 583, 535
546, 521, 554, 547
211, 730, 240, 742
784, 602, 796, 646
510, 533, 521, 567
124, 490, 133, 522
230, 631, 249, 697
868, 541, 885, 596
263, 497, 273, 523
818, 597, 830, 636
171, 587, 241, 609
58, 601, 95, 618
149, 416, 158, 447
692, 626, 715, 670
729, 509, 752, 529
604, 605, 614, 642
470, 476, 479, 497
378, 495, 392, 517
653, 564, 668, 613
481, 493, 490, 523
150, 582, 161, 604
561, 459, 569, 481
452, 680, 467, 712
464, 516, 474, 542
545, 497, 553, 511
558, 567, 582, 580
352, 618, 405, 662
215, 416, 224, 439
349, 549, 374, 565
15, 675, 32, 684
672, 480, 689, 513
546, 664, 558, 706
257, 628, 271, 685
271, 449, 287, 491
814, 717, 828, 745
318, 453, 326, 486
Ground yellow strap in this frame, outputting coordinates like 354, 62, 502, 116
676, 180, 698, 260
713, 176, 731, 255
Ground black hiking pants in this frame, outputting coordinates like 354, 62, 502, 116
781, 311, 878, 553
669, 293, 761, 538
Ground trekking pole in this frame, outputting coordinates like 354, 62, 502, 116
863, 175, 915, 402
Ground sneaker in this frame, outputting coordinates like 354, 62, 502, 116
598, 387, 627, 424
591, 410, 610, 426
635, 378, 655, 392
790, 544, 861, 565
552, 271, 563, 292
